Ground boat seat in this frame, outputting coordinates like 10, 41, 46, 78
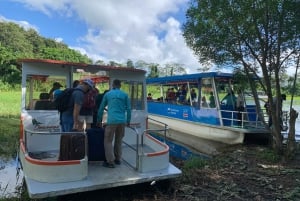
34, 93, 55, 110
39, 92, 50, 100
34, 100, 55, 110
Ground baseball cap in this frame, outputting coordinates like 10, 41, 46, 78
53, 82, 63, 88
82, 79, 94, 89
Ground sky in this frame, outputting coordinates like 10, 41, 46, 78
0, 0, 202, 73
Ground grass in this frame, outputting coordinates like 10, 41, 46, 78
0, 117, 19, 160
0, 92, 21, 118
0, 92, 20, 159
258, 148, 281, 163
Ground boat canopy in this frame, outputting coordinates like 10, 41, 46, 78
146, 72, 233, 85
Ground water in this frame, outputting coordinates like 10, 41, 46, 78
0, 158, 23, 198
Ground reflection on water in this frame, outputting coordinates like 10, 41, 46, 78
0, 158, 23, 198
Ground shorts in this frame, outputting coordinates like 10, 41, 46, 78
78, 115, 93, 124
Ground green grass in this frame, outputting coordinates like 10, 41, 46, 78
0, 92, 21, 118
258, 148, 281, 163
0, 117, 19, 159
0, 92, 20, 159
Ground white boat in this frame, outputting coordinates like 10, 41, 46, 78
18, 59, 181, 199
146, 72, 273, 155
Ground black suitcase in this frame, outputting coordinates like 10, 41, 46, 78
87, 127, 106, 161
59, 133, 86, 161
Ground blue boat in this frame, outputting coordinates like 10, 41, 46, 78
146, 72, 271, 155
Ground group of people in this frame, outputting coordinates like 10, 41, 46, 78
49, 79, 99, 132
50, 79, 131, 169
163, 86, 200, 104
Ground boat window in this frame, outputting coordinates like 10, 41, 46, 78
201, 78, 215, 108
25, 75, 67, 110
215, 78, 237, 110
120, 80, 145, 110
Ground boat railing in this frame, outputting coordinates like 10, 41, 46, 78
23, 129, 87, 160
123, 122, 169, 172
221, 108, 289, 130
220, 109, 269, 130
147, 116, 169, 142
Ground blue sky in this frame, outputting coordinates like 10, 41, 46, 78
0, 0, 201, 73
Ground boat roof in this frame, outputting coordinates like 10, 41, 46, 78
146, 72, 233, 84
19, 58, 146, 74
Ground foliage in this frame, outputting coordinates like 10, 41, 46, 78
183, 156, 208, 170
159, 63, 187, 76
257, 148, 281, 163
0, 21, 92, 87
183, 0, 300, 153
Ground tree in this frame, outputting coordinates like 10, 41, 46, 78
95, 60, 106, 65
148, 63, 160, 78
0, 21, 92, 86
183, 0, 300, 154
159, 63, 187, 76
37, 47, 92, 63
126, 59, 134, 68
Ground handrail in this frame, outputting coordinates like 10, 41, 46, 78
220, 108, 289, 130
124, 123, 169, 171
23, 129, 87, 161
147, 116, 169, 142
24, 128, 85, 135
220, 109, 268, 129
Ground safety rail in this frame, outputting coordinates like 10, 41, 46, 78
220, 109, 289, 130
147, 116, 169, 142
220, 109, 267, 129
123, 121, 169, 172
23, 129, 87, 160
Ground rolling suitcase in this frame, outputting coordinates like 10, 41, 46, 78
59, 133, 86, 161
87, 127, 106, 161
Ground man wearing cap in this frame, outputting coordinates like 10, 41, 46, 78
61, 79, 94, 132
49, 82, 63, 100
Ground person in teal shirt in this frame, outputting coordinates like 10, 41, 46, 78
97, 79, 131, 168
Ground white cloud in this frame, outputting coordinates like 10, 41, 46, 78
10, 0, 202, 73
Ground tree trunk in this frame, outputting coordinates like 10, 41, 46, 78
286, 108, 298, 159
270, 105, 283, 154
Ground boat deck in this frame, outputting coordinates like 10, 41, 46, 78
24, 146, 181, 199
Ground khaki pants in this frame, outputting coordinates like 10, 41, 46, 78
104, 124, 125, 163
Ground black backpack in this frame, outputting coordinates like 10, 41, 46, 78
54, 88, 82, 113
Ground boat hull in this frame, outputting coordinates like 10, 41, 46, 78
22, 161, 180, 199
148, 114, 245, 155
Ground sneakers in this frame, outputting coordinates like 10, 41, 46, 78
103, 161, 115, 168
114, 160, 121, 165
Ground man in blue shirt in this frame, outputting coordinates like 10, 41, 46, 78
97, 79, 131, 168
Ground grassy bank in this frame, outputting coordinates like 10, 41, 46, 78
0, 92, 21, 118
0, 117, 19, 160
0, 92, 20, 159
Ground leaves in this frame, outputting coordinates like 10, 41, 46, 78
0, 21, 92, 86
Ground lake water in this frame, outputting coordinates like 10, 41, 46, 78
0, 158, 23, 198
1, 102, 300, 198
